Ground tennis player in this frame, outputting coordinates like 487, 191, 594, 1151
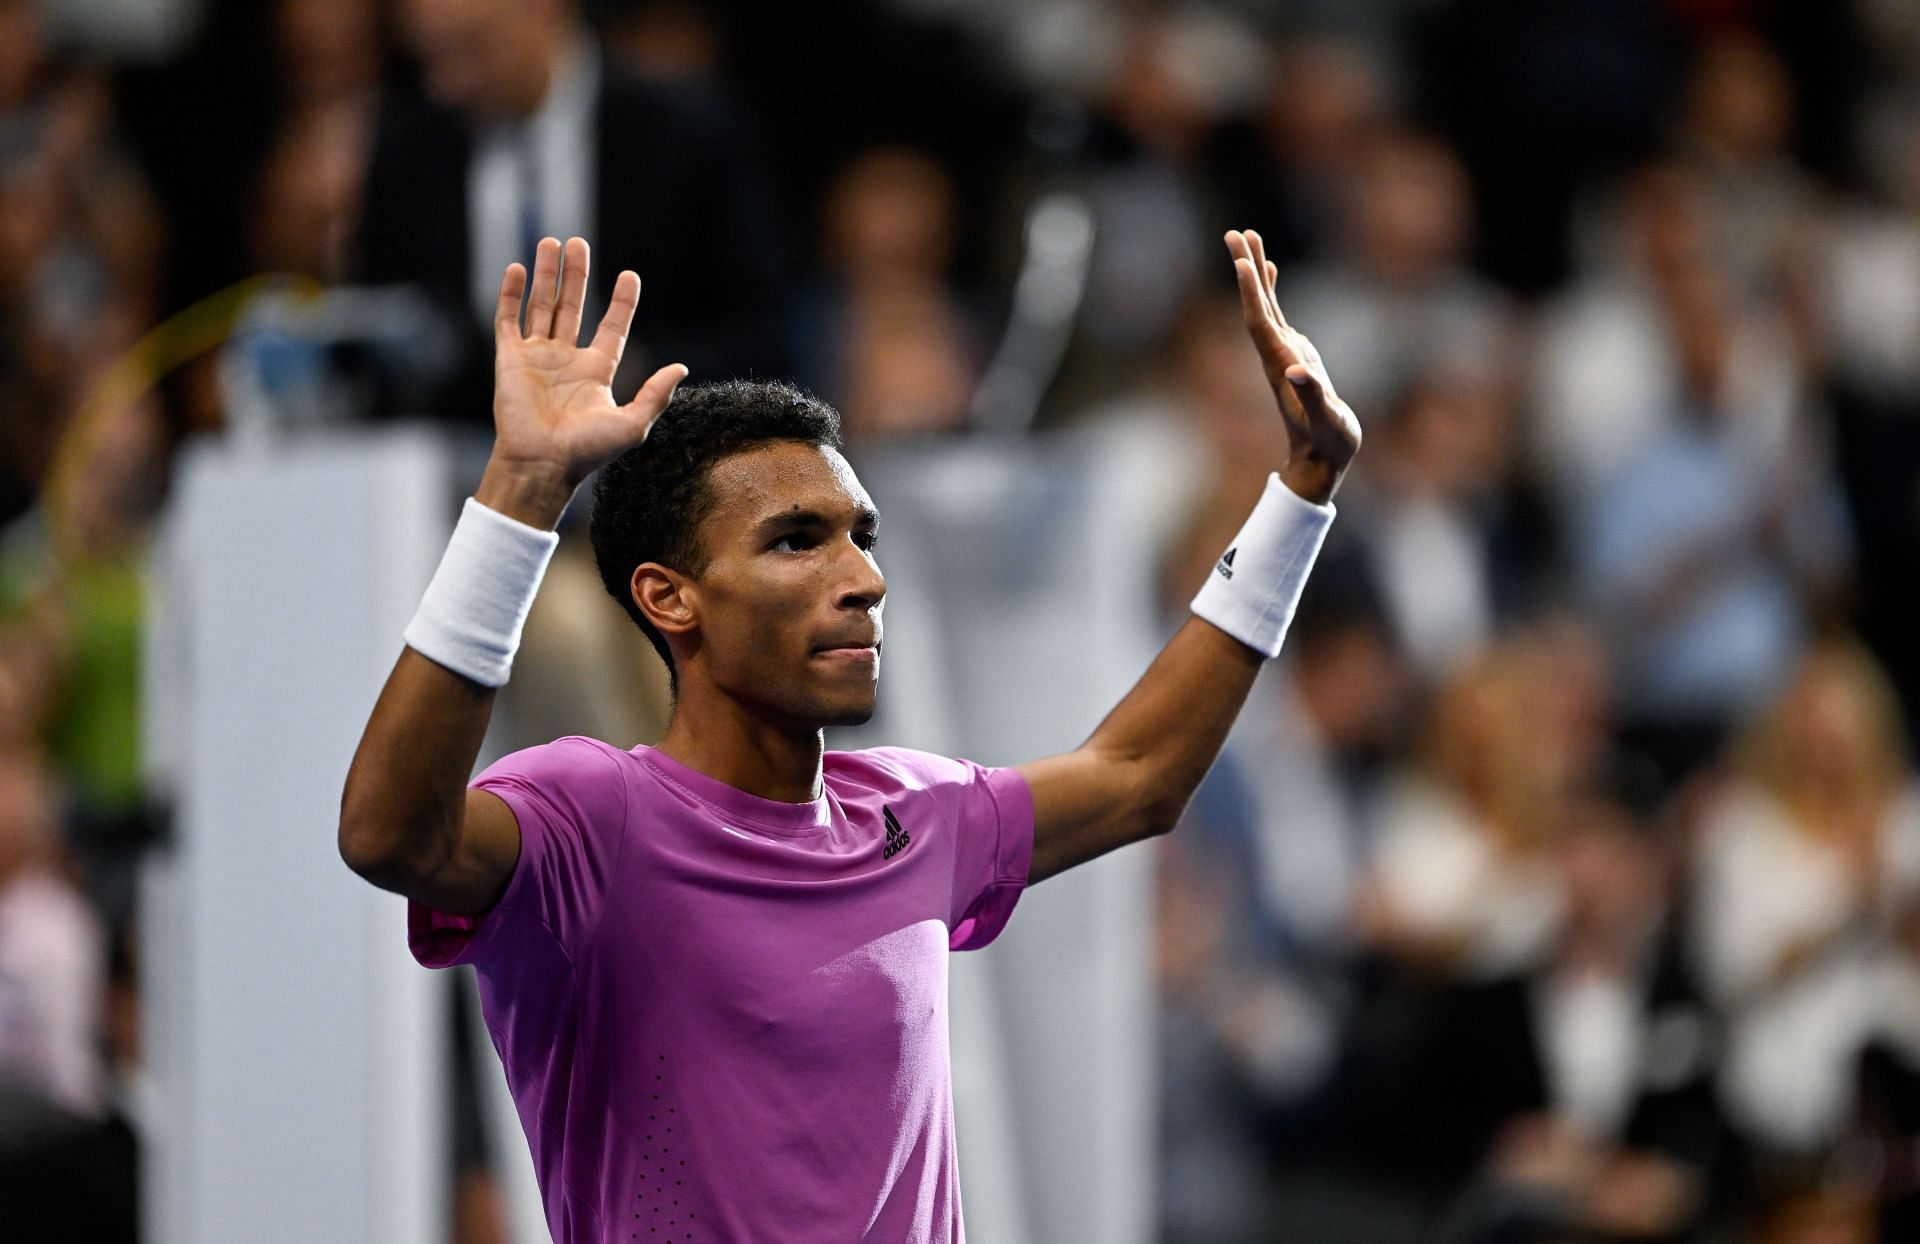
339, 228, 1359, 1241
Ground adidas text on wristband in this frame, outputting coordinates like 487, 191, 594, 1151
1189, 473, 1335, 659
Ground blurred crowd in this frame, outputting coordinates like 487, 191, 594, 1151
2, 0, 1920, 1240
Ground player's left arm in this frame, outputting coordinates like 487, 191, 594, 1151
1016, 229, 1362, 885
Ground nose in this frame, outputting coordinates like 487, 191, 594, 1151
836, 539, 885, 612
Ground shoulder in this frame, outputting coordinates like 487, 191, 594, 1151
474, 735, 632, 794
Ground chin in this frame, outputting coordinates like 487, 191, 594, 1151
794, 666, 879, 728
758, 681, 878, 729
819, 698, 877, 728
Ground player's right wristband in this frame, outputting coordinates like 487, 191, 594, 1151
1190, 473, 1335, 659
402, 497, 560, 687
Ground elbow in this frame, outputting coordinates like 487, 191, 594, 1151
1112, 753, 1193, 842
1131, 778, 1194, 842
1139, 798, 1189, 841
337, 809, 394, 883
338, 816, 436, 893
337, 783, 421, 888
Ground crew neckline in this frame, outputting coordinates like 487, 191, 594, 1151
633, 745, 836, 837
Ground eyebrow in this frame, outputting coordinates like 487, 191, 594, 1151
749, 506, 880, 539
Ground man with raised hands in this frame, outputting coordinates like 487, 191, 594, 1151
339, 229, 1359, 1242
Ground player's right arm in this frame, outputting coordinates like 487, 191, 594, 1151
338, 236, 686, 916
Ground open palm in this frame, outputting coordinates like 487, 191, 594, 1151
491, 236, 686, 488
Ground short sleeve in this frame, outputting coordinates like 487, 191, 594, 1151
862, 747, 1035, 952
407, 736, 630, 970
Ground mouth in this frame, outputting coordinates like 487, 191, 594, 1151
813, 638, 881, 663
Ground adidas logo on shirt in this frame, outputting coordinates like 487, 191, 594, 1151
1214, 546, 1237, 580
882, 806, 912, 860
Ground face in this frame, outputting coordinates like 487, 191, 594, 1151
277, 0, 380, 102
1785, 663, 1877, 790
402, 0, 553, 121
664, 442, 886, 729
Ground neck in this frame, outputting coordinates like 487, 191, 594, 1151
654, 688, 826, 804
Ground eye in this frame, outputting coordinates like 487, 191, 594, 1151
771, 532, 817, 553
853, 531, 878, 552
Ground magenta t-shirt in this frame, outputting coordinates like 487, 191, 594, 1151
407, 738, 1035, 1243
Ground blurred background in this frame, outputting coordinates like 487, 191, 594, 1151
7, 0, 1920, 1241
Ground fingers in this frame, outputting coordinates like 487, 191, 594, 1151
1224, 229, 1287, 328
553, 237, 590, 344
1232, 251, 1297, 375
526, 237, 562, 338
1231, 254, 1268, 330
1245, 229, 1287, 327
1224, 229, 1256, 283
622, 362, 691, 436
494, 262, 528, 341
590, 269, 641, 362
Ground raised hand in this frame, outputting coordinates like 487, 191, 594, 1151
477, 236, 687, 528
1225, 229, 1362, 503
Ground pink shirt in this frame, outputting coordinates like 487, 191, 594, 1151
409, 739, 1034, 1242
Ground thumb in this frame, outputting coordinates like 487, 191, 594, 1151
621, 363, 689, 437
1285, 364, 1330, 415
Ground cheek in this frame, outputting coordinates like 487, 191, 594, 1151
707, 572, 817, 670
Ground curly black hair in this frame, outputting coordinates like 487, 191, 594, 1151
589, 379, 844, 683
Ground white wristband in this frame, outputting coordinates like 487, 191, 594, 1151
1190, 473, 1335, 658
403, 497, 560, 687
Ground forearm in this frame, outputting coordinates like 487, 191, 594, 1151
1020, 228, 1358, 884
338, 461, 566, 883
1023, 467, 1334, 882
1088, 618, 1264, 824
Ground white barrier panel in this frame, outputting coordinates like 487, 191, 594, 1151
142, 428, 453, 1244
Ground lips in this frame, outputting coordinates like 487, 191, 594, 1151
813, 635, 882, 658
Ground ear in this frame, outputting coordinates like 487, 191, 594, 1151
632, 563, 698, 641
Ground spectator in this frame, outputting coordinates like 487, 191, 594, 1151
1672, 28, 1814, 300
1334, 638, 1590, 1199
1803, 125, 1920, 737
797, 147, 982, 444
0, 748, 106, 1126
1691, 641, 1920, 1158
358, 0, 789, 421
1342, 372, 1542, 684
1358, 636, 1595, 983
1157, 568, 1408, 1242
1574, 221, 1848, 781
1208, 34, 1396, 273
1532, 161, 1801, 505
1069, 11, 1264, 392
1274, 126, 1512, 422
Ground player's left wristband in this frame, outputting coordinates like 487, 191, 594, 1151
1190, 473, 1335, 659
403, 497, 560, 687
